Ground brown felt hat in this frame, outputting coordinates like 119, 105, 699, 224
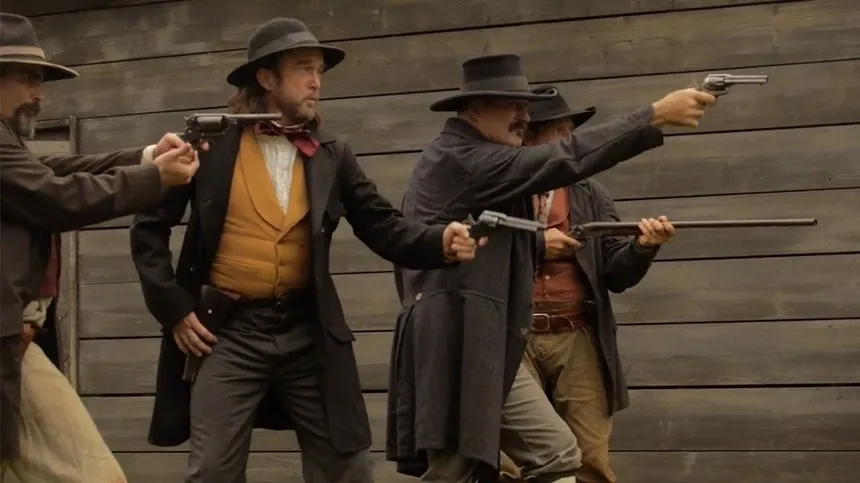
0, 13, 78, 82
527, 85, 596, 128
227, 18, 345, 87
429, 54, 555, 112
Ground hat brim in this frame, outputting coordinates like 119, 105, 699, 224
0, 59, 79, 82
529, 106, 597, 128
429, 90, 556, 112
226, 45, 346, 87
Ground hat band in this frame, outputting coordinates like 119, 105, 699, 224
461, 75, 531, 93
251, 31, 322, 60
0, 46, 46, 59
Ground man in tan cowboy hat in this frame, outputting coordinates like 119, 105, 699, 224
387, 54, 715, 482
129, 17, 482, 483
500, 86, 677, 483
0, 11, 202, 483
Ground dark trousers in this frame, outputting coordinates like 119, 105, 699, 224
185, 303, 372, 483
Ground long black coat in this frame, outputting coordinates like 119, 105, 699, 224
535, 180, 660, 415
386, 108, 664, 476
129, 124, 451, 453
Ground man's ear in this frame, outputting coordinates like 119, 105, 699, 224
255, 68, 274, 91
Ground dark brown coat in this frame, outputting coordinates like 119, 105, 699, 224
535, 180, 660, 415
0, 118, 163, 460
387, 108, 664, 478
129, 125, 452, 453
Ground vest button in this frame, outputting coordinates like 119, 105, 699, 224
415, 293, 422, 301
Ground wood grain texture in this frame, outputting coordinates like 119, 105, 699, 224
83, 387, 860, 452
113, 451, 860, 483
77, 60, 860, 154
75, 188, 860, 283
76, 320, 860, 394
77, 254, 860, 338
40, 1, 856, 120
0, 0, 167, 17
83, 123, 860, 230
32, 0, 798, 66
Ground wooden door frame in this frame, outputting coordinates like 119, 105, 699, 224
27, 116, 81, 391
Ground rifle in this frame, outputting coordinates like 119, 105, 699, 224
700, 73, 768, 97
465, 210, 546, 239
567, 218, 817, 239
180, 113, 283, 148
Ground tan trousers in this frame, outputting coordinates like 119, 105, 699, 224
519, 326, 616, 483
421, 363, 580, 483
0, 343, 126, 483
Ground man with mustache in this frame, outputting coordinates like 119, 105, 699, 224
0, 12, 200, 482
387, 54, 714, 483
503, 86, 676, 483
129, 18, 482, 483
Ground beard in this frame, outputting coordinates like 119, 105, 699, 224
8, 101, 40, 139
273, 96, 316, 125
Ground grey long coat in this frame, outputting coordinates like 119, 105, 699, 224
386, 107, 664, 477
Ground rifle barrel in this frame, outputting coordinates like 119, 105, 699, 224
583, 219, 818, 230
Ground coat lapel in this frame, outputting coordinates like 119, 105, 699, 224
304, 129, 339, 234
196, 126, 241, 256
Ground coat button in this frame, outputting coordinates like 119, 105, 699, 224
415, 293, 422, 301
520, 327, 529, 336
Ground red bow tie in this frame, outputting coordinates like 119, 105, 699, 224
254, 121, 320, 158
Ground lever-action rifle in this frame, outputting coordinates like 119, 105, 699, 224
180, 113, 283, 148
700, 73, 768, 97
568, 218, 817, 239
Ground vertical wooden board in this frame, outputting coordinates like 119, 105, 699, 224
32, 0, 802, 65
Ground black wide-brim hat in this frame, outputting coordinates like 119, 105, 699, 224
0, 13, 78, 82
527, 85, 596, 128
227, 17, 345, 87
429, 54, 555, 112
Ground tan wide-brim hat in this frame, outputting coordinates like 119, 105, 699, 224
0, 13, 78, 82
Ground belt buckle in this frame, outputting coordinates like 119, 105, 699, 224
532, 313, 551, 331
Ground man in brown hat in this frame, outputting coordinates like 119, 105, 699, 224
504, 86, 677, 483
387, 54, 715, 482
129, 17, 483, 483
0, 11, 202, 483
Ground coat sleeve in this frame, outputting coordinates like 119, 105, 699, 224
591, 181, 659, 293
129, 182, 196, 329
338, 141, 451, 270
465, 106, 663, 207
40, 145, 151, 176
0, 124, 163, 233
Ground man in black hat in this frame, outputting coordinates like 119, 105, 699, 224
0, 11, 201, 482
129, 17, 483, 483
387, 54, 714, 482
514, 86, 676, 483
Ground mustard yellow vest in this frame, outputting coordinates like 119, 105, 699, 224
208, 129, 312, 299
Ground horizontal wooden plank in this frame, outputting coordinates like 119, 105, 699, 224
114, 450, 860, 483
78, 60, 860, 155
76, 189, 860, 283
0, 0, 162, 17
83, 123, 860, 230
77, 254, 860, 337
77, 320, 860, 394
33, 0, 797, 66
41, 1, 856, 120
84, 386, 860, 452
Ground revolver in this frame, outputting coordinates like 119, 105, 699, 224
180, 113, 283, 148
700, 73, 768, 97
464, 210, 546, 240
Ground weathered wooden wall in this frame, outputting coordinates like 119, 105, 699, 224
19, 0, 860, 480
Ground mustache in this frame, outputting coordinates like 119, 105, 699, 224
16, 102, 41, 116
509, 120, 527, 132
